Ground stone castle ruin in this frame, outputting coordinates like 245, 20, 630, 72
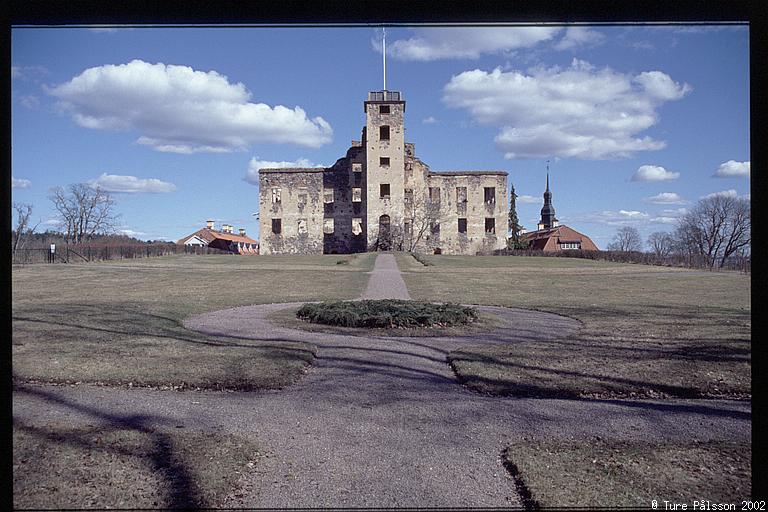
258, 90, 508, 255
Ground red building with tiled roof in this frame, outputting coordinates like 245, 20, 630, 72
519, 175, 599, 252
521, 225, 598, 251
177, 221, 259, 254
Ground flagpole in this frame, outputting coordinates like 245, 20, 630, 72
383, 27, 386, 91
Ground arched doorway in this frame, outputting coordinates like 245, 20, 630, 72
378, 214, 392, 250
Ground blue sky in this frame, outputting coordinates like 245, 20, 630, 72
11, 25, 750, 248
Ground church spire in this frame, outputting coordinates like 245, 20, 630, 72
538, 163, 558, 230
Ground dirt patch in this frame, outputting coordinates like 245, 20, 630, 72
502, 439, 751, 508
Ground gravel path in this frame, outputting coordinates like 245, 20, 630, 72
12, 254, 751, 508
360, 252, 411, 300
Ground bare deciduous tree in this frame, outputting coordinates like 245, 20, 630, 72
675, 195, 750, 268
647, 231, 675, 259
370, 187, 445, 253
49, 184, 120, 244
405, 192, 443, 252
12, 202, 40, 258
607, 226, 643, 252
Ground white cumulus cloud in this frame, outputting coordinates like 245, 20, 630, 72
553, 27, 605, 51
702, 189, 739, 199
90, 173, 177, 193
19, 95, 40, 109
517, 194, 541, 204
12, 177, 32, 189
245, 156, 324, 185
713, 160, 749, 178
381, 27, 561, 61
48, 60, 333, 153
572, 209, 650, 226
422, 116, 437, 124
644, 192, 688, 204
119, 229, 146, 237
443, 60, 691, 160
651, 207, 688, 225
631, 165, 680, 182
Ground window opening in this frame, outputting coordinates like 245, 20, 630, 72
485, 218, 496, 234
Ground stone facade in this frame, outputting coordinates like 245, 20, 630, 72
259, 90, 508, 255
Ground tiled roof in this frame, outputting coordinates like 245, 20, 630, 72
521, 227, 560, 240
520, 225, 599, 251
177, 228, 258, 245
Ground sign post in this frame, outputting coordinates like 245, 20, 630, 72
49, 244, 56, 263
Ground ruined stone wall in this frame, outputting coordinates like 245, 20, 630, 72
258, 91, 509, 256
421, 173, 509, 255
259, 170, 324, 255
322, 151, 368, 254
258, 143, 369, 254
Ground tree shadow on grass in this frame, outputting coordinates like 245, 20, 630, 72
13, 303, 312, 351
13, 302, 751, 403
13, 383, 206, 509
579, 397, 752, 421
13, 303, 316, 390
448, 347, 749, 400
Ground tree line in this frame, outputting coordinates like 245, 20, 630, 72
606, 194, 750, 269
13, 184, 142, 260
14, 181, 750, 271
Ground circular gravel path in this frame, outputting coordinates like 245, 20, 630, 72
12, 254, 751, 508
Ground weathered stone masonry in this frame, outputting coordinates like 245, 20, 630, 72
259, 90, 508, 255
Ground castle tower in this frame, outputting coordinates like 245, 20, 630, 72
537, 172, 559, 230
364, 90, 406, 249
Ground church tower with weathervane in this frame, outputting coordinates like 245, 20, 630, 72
521, 171, 599, 252
537, 173, 559, 231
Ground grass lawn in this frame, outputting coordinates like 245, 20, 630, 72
12, 253, 375, 390
502, 439, 750, 508
397, 253, 751, 399
13, 421, 260, 508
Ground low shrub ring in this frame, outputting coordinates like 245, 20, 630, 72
296, 299, 478, 328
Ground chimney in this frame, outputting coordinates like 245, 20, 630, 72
206, 220, 214, 230
223, 224, 231, 234
239, 228, 246, 236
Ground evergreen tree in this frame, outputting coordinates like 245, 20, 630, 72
507, 184, 527, 249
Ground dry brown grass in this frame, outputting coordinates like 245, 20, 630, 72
13, 421, 261, 509
503, 439, 751, 508
12, 253, 375, 389
397, 253, 751, 398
